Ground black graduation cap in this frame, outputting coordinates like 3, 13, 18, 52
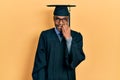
47, 5, 76, 26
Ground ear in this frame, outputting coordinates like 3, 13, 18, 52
53, 16, 55, 21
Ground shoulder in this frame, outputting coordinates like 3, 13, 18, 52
71, 30, 83, 39
40, 28, 54, 36
37, 28, 55, 42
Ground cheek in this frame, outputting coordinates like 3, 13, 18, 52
54, 21, 59, 26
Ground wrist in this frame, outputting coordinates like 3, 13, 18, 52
66, 36, 72, 41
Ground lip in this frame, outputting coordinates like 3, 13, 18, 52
58, 25, 63, 27
57, 26, 62, 29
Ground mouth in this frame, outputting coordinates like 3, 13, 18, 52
58, 24, 63, 28
56, 25, 62, 31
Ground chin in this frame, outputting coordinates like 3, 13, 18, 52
56, 27, 62, 32
55, 25, 62, 32
58, 28, 62, 32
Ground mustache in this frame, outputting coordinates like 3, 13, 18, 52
56, 24, 63, 27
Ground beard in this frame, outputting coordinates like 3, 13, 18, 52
55, 24, 63, 32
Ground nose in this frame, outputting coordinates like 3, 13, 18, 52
59, 20, 64, 25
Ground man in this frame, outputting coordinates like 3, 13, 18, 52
32, 6, 85, 80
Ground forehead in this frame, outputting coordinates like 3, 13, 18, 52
54, 16, 69, 18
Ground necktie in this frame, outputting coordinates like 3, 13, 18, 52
59, 33, 63, 42
59, 32, 63, 38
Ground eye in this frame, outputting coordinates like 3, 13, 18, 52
54, 17, 68, 22
55, 18, 60, 20
62, 18, 67, 21
54, 17, 60, 21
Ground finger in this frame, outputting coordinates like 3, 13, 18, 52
62, 25, 65, 33
64, 24, 69, 32
62, 25, 66, 33
64, 21, 69, 26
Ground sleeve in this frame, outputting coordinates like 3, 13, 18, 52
66, 37, 72, 53
32, 31, 47, 80
65, 33, 85, 69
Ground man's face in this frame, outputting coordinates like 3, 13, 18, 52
54, 16, 69, 32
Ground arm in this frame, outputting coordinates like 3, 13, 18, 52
32, 31, 47, 80
61, 21, 85, 69
66, 37, 72, 53
65, 33, 85, 69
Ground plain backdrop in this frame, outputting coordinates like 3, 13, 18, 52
0, 0, 120, 80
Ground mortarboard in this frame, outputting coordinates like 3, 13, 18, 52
47, 4, 76, 26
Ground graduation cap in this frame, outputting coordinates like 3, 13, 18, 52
47, 5, 76, 26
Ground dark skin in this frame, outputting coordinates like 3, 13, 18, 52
54, 16, 71, 40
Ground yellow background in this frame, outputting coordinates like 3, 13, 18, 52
0, 0, 120, 80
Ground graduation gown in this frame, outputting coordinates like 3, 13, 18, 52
32, 28, 85, 80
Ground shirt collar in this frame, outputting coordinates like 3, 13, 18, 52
54, 27, 60, 35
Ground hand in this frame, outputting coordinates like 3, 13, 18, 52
62, 22, 71, 40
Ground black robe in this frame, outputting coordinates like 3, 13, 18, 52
32, 28, 85, 80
